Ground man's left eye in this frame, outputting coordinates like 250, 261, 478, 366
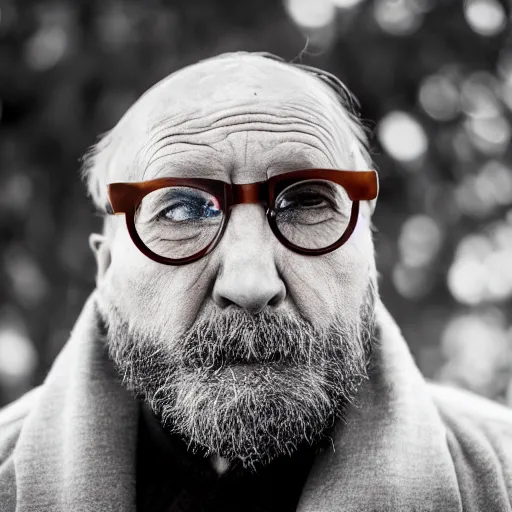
277, 193, 329, 211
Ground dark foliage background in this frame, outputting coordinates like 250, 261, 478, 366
1, 0, 512, 407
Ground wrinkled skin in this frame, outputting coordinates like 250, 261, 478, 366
90, 54, 378, 468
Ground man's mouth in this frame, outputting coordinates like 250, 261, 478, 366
185, 349, 287, 372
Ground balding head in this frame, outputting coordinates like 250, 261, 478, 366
83, 52, 372, 212
87, 52, 378, 469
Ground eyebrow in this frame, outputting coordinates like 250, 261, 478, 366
147, 161, 336, 184
141, 140, 338, 183
143, 151, 227, 181
265, 158, 334, 178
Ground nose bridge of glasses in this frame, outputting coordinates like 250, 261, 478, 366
231, 181, 268, 208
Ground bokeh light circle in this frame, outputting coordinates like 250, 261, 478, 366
440, 314, 511, 397
378, 111, 428, 162
461, 73, 501, 119
285, 0, 336, 29
374, 0, 423, 36
464, 0, 507, 37
0, 326, 38, 386
448, 226, 512, 305
447, 257, 488, 305
331, 0, 364, 8
398, 215, 443, 268
419, 74, 460, 121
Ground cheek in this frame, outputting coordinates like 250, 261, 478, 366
281, 221, 374, 326
99, 223, 214, 336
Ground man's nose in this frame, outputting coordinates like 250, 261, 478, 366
212, 205, 286, 314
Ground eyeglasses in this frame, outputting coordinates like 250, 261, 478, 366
106, 169, 378, 265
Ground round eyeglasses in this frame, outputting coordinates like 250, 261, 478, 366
106, 169, 379, 265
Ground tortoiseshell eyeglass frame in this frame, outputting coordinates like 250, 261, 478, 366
106, 169, 379, 265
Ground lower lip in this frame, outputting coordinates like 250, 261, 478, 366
216, 362, 283, 376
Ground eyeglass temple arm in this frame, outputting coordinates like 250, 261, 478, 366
106, 182, 142, 215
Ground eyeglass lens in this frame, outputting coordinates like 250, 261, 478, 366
274, 179, 351, 250
134, 186, 224, 259
134, 180, 352, 260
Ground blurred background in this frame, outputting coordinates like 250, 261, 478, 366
1, 0, 512, 408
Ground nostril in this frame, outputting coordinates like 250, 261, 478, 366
212, 281, 286, 314
216, 295, 236, 310
268, 287, 286, 307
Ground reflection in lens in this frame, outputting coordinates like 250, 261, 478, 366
135, 186, 224, 260
274, 180, 351, 250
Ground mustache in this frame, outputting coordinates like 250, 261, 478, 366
173, 307, 370, 372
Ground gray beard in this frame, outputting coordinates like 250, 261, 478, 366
102, 282, 377, 470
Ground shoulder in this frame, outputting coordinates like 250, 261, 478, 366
428, 381, 512, 454
428, 381, 512, 427
428, 383, 512, 507
0, 388, 40, 512
0, 387, 41, 464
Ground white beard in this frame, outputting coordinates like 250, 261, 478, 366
102, 281, 377, 469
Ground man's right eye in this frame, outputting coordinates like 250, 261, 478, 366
160, 201, 201, 222
159, 198, 222, 222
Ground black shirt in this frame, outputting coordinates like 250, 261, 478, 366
136, 404, 318, 512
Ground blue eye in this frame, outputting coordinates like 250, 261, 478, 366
161, 197, 221, 222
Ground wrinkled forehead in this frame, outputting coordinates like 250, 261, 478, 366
103, 55, 362, 184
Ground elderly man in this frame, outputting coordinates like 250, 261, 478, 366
1, 52, 512, 512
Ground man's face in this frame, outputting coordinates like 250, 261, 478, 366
93, 55, 378, 468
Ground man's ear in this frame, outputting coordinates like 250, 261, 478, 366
89, 233, 111, 283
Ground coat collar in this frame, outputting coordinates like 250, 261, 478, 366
13, 294, 462, 511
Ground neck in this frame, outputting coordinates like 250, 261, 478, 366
141, 401, 232, 475
138, 400, 325, 478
